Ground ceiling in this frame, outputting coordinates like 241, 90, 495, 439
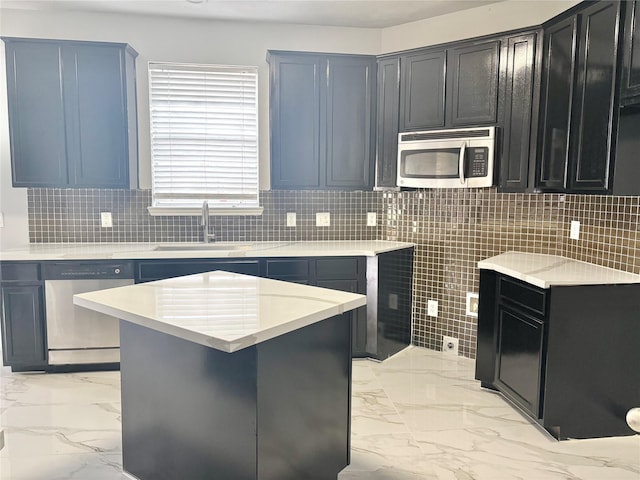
1, 0, 505, 28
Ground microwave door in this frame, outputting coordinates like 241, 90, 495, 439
398, 143, 463, 187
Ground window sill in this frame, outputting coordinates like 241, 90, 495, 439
147, 207, 264, 217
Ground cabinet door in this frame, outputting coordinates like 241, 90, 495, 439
537, 16, 578, 190
375, 57, 400, 189
495, 304, 544, 418
269, 54, 322, 189
400, 50, 446, 130
447, 40, 500, 126
62, 44, 130, 188
4, 40, 68, 187
568, 1, 621, 192
621, 0, 640, 104
264, 258, 311, 283
325, 56, 375, 189
499, 32, 540, 193
1, 284, 47, 368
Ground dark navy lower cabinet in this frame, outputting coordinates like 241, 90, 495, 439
0, 263, 47, 371
476, 269, 640, 439
133, 251, 414, 360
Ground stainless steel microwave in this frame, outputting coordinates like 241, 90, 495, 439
397, 126, 496, 188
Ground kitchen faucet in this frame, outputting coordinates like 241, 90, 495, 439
201, 201, 215, 243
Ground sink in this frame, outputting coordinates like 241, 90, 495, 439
154, 244, 252, 252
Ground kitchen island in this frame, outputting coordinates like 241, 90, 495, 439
74, 271, 366, 480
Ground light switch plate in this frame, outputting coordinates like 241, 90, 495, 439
466, 292, 479, 317
286, 212, 296, 227
570, 220, 580, 240
388, 293, 398, 310
101, 212, 113, 228
316, 212, 330, 227
427, 300, 438, 317
0, 212, 4, 228
367, 212, 377, 227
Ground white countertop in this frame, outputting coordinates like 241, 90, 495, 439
0, 240, 414, 261
74, 271, 367, 353
479, 252, 640, 289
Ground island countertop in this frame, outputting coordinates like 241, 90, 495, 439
479, 252, 640, 289
73, 271, 366, 353
0, 240, 415, 261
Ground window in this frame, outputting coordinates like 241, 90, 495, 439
148, 62, 260, 214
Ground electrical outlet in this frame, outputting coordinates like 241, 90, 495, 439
100, 212, 113, 228
442, 336, 459, 355
316, 212, 331, 227
286, 212, 296, 227
367, 212, 377, 227
466, 292, 479, 317
427, 300, 438, 317
570, 220, 580, 240
389, 293, 398, 310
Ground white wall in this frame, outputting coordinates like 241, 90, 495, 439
381, 0, 581, 53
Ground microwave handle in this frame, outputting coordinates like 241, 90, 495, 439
459, 141, 467, 185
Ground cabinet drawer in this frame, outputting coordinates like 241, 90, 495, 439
137, 260, 260, 282
316, 257, 359, 279
0, 263, 41, 282
265, 259, 310, 279
498, 276, 546, 316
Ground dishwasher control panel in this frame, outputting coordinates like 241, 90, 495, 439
42, 262, 135, 280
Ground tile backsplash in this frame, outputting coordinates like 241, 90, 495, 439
27, 188, 639, 358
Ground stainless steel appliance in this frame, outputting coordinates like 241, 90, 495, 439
42, 262, 134, 365
397, 126, 496, 188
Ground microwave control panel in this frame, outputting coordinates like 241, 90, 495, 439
467, 147, 489, 178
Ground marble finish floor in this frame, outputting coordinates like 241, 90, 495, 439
1, 346, 638, 479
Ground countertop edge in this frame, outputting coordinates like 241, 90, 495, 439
479, 252, 640, 288
74, 275, 367, 353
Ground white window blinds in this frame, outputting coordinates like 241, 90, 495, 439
148, 62, 259, 212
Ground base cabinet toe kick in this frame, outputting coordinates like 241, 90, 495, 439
475, 268, 640, 440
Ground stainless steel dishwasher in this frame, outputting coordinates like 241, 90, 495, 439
42, 262, 134, 366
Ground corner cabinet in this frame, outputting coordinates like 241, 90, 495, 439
0, 263, 47, 371
476, 269, 640, 439
536, 2, 622, 193
268, 51, 376, 190
621, 0, 640, 105
2, 37, 138, 189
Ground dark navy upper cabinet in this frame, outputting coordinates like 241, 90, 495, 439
268, 53, 323, 189
268, 51, 375, 190
399, 49, 446, 131
536, 2, 622, 193
498, 31, 542, 193
2, 37, 138, 189
375, 56, 400, 189
447, 39, 500, 126
398, 39, 500, 132
621, 0, 640, 105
